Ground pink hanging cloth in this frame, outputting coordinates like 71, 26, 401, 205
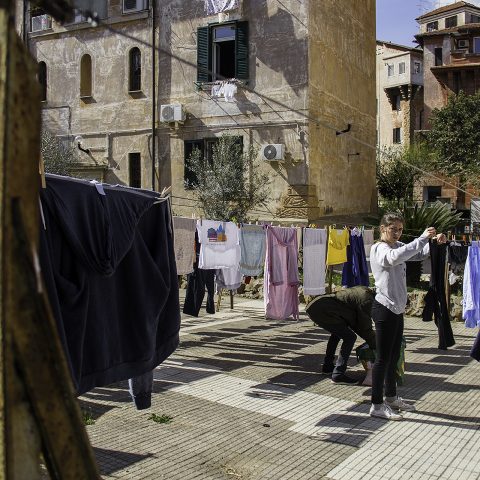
264, 226, 300, 320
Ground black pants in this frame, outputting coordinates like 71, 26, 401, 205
371, 301, 404, 404
422, 240, 455, 350
323, 323, 357, 379
183, 267, 215, 317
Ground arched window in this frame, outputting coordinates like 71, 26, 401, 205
80, 54, 92, 97
38, 61, 47, 101
129, 48, 141, 92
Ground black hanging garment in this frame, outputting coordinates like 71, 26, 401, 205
39, 174, 180, 396
471, 329, 480, 362
183, 231, 216, 317
448, 243, 469, 274
422, 240, 455, 350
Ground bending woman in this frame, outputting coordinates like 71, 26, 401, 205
369, 212, 446, 421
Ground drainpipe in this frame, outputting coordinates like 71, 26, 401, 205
23, 0, 28, 45
151, 0, 156, 191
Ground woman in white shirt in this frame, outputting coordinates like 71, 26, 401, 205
369, 212, 446, 420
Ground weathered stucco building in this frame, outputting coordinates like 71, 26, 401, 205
22, 0, 376, 222
376, 41, 424, 148
158, 0, 376, 221
20, 0, 154, 184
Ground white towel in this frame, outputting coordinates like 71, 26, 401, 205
173, 217, 196, 275
303, 228, 327, 296
363, 229, 374, 260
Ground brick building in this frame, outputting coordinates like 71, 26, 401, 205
414, 1, 480, 209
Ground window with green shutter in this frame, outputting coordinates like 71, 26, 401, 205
197, 26, 211, 82
196, 21, 249, 83
235, 21, 248, 80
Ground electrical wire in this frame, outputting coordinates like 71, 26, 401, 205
79, 11, 478, 200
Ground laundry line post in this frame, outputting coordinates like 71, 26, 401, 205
230, 289, 234, 309
326, 265, 334, 294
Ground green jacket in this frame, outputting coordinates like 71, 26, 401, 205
305, 286, 376, 349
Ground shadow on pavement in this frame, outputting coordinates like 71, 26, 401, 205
94, 447, 154, 475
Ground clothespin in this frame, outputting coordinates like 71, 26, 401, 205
160, 185, 171, 198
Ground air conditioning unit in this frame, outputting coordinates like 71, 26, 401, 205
458, 39, 470, 49
123, 0, 147, 14
160, 104, 185, 123
31, 14, 52, 32
261, 144, 285, 161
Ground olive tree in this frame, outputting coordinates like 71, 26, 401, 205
186, 134, 271, 222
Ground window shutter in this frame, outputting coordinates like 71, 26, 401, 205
197, 27, 211, 83
235, 21, 249, 81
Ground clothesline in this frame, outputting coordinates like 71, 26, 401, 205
171, 208, 473, 239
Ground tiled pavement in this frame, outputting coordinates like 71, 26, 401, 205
81, 295, 480, 479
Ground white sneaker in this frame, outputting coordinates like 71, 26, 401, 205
385, 397, 416, 412
369, 403, 403, 421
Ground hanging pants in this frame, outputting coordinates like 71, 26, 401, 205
183, 267, 215, 317
422, 240, 455, 350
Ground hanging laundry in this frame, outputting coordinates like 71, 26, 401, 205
448, 242, 469, 275
197, 219, 241, 269
326, 227, 350, 266
211, 82, 225, 98
342, 228, 369, 288
173, 217, 196, 275
302, 228, 327, 295
184, 231, 216, 317
363, 228, 374, 260
471, 329, 480, 362
223, 82, 238, 102
128, 371, 154, 410
204, 0, 239, 16
463, 241, 480, 328
264, 226, 300, 320
39, 174, 180, 398
239, 224, 266, 276
422, 240, 455, 350
216, 266, 242, 291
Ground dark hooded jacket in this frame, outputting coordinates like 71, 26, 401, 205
305, 286, 376, 349
39, 174, 180, 395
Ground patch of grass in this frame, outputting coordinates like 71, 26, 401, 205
82, 409, 95, 426
148, 413, 173, 424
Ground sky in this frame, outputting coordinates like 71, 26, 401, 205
376, 0, 480, 47
376, 0, 430, 47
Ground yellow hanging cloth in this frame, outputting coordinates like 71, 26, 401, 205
326, 226, 350, 266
